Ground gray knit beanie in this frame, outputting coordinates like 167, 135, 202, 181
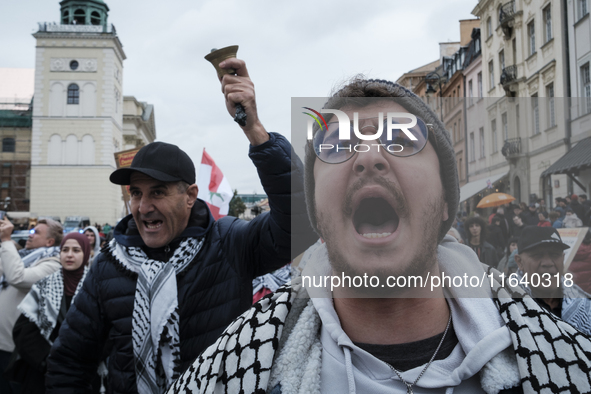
304, 78, 459, 242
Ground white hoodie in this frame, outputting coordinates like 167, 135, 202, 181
301, 235, 521, 394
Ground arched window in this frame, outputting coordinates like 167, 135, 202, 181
2, 138, 15, 153
73, 8, 85, 25
48, 134, 62, 164
90, 11, 101, 25
80, 135, 95, 164
62, 9, 70, 24
64, 135, 78, 165
67, 84, 79, 105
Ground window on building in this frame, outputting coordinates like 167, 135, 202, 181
582, 63, 591, 114
479, 128, 485, 158
459, 158, 463, 180
91, 11, 101, 25
80, 134, 95, 165
458, 118, 462, 141
528, 20, 536, 56
580, 0, 589, 18
468, 80, 473, 106
1, 182, 8, 189
73, 8, 85, 25
67, 83, 79, 104
2, 138, 15, 153
470, 132, 475, 162
502, 112, 508, 141
492, 120, 498, 153
487, 17, 492, 37
544, 6, 552, 43
478, 72, 483, 98
62, 9, 69, 24
547, 83, 555, 127
489, 60, 495, 90
64, 135, 78, 165
48, 134, 62, 165
532, 93, 540, 135
499, 49, 505, 71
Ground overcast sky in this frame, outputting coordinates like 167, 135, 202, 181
1, 0, 477, 194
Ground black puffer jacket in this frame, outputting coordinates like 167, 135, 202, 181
45, 133, 317, 393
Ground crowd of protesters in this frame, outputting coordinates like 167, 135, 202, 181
452, 194, 591, 276
1, 60, 591, 393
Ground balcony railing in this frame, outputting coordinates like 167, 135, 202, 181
37, 22, 117, 34
501, 137, 521, 158
500, 65, 517, 86
499, 1, 516, 39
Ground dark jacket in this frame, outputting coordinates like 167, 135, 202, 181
45, 133, 316, 394
486, 224, 506, 254
468, 241, 499, 268
511, 224, 525, 238
571, 201, 586, 221
522, 210, 539, 226
569, 243, 591, 294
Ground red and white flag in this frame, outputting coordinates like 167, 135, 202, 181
197, 149, 233, 220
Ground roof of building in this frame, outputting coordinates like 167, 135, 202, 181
0, 109, 33, 128
541, 137, 591, 177
406, 59, 440, 74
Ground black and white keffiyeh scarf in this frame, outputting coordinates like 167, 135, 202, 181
514, 269, 591, 336
109, 237, 204, 393
169, 243, 591, 394
17, 266, 88, 343
0, 246, 60, 292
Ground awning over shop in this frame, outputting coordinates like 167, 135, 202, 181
541, 137, 591, 177
459, 172, 508, 203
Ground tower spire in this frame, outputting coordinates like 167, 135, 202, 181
59, 0, 109, 29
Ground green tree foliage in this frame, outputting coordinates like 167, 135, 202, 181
228, 189, 246, 217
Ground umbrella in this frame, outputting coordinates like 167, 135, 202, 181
476, 192, 516, 208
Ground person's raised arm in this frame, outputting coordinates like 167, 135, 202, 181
0, 218, 60, 289
215, 59, 316, 277
220, 58, 269, 146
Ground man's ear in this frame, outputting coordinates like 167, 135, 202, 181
46, 238, 55, 247
187, 184, 199, 208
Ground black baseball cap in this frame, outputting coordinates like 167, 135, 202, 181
517, 226, 570, 254
110, 142, 196, 185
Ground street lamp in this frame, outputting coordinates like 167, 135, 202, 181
425, 83, 437, 96
424, 71, 444, 121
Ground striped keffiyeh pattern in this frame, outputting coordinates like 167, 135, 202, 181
109, 237, 204, 393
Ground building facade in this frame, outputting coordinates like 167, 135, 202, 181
472, 0, 571, 206
544, 0, 591, 195
0, 105, 32, 212
24, 0, 155, 224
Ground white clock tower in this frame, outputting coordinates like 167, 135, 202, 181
30, 0, 125, 225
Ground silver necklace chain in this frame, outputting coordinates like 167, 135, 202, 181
386, 311, 453, 394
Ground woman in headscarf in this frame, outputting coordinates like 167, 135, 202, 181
83, 226, 101, 265
7, 233, 98, 393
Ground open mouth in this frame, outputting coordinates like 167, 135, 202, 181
144, 220, 163, 230
353, 197, 399, 239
